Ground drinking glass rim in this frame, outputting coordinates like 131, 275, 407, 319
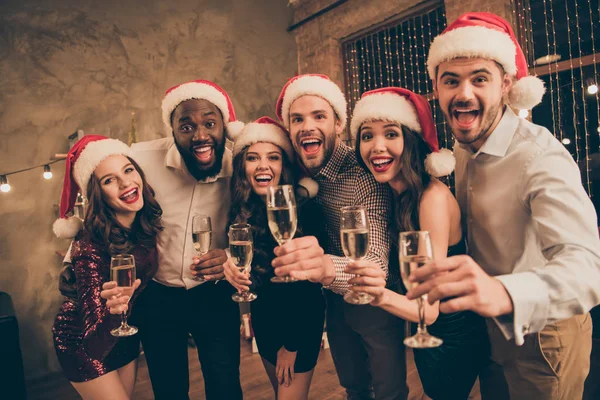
111, 254, 134, 261
341, 205, 367, 212
267, 184, 293, 192
399, 230, 430, 237
230, 223, 251, 230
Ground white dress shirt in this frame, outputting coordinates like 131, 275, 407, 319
131, 137, 232, 289
454, 107, 600, 345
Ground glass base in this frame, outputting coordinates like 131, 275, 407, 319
192, 275, 206, 283
110, 323, 138, 337
271, 275, 298, 283
343, 291, 374, 305
232, 291, 257, 303
403, 332, 443, 348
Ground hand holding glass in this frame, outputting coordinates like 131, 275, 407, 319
110, 254, 138, 337
400, 231, 443, 348
192, 214, 212, 282
267, 185, 298, 283
341, 206, 374, 305
230, 223, 257, 303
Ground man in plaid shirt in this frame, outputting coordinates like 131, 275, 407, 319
272, 74, 407, 399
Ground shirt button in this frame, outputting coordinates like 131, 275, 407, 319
522, 325, 530, 334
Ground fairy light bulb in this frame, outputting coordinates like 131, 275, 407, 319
0, 175, 10, 193
43, 164, 53, 180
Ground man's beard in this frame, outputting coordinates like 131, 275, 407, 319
294, 130, 337, 174
176, 138, 226, 181
448, 99, 503, 146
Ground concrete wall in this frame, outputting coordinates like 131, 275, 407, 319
0, 0, 297, 380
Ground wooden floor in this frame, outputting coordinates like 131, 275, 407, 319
27, 339, 481, 399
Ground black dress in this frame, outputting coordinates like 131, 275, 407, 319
246, 198, 326, 373
410, 238, 490, 400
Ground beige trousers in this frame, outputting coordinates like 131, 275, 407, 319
481, 313, 592, 400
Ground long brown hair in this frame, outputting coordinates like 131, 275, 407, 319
84, 156, 163, 255
356, 124, 432, 231
229, 145, 295, 275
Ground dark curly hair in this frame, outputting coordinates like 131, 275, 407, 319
84, 156, 163, 255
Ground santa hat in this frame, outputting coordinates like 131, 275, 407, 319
231, 116, 319, 198
53, 135, 133, 239
350, 87, 455, 177
276, 74, 347, 129
427, 12, 545, 110
231, 116, 294, 160
161, 79, 245, 139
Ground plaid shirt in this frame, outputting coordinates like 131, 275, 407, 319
314, 143, 394, 295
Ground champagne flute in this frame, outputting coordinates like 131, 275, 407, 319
229, 223, 257, 303
267, 184, 298, 283
110, 254, 138, 337
400, 231, 443, 348
192, 214, 212, 282
340, 206, 373, 305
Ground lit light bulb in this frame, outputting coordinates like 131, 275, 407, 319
562, 138, 571, 145
43, 164, 53, 180
0, 175, 10, 193
588, 84, 599, 95
518, 109, 529, 118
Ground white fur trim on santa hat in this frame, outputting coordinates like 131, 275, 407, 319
53, 216, 83, 239
427, 26, 517, 80
162, 82, 232, 133
73, 139, 132, 197
280, 76, 347, 129
297, 177, 319, 199
226, 121, 246, 141
350, 93, 421, 139
508, 75, 546, 110
424, 148, 455, 177
233, 122, 294, 160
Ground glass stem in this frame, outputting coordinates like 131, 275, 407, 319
120, 312, 127, 328
417, 296, 427, 334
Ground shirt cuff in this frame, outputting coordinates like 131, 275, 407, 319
322, 255, 351, 295
493, 271, 549, 346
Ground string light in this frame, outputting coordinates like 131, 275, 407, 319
540, 0, 558, 137
0, 176, 10, 193
586, 0, 600, 153
587, 82, 599, 95
43, 165, 53, 180
563, 0, 580, 166
547, 0, 563, 142
562, 138, 572, 145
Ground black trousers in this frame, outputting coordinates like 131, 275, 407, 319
325, 290, 408, 400
133, 280, 242, 400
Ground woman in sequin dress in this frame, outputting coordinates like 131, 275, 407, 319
222, 117, 326, 400
51, 135, 162, 399
345, 88, 490, 400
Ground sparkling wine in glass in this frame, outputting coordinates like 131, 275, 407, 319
110, 254, 138, 337
400, 231, 443, 348
267, 185, 298, 283
340, 206, 374, 305
229, 223, 257, 303
192, 214, 212, 282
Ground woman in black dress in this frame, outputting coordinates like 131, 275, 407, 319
223, 116, 325, 400
346, 88, 490, 400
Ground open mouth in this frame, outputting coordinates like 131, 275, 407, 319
119, 188, 140, 204
254, 174, 273, 187
193, 145, 214, 164
300, 138, 322, 155
452, 109, 480, 129
370, 157, 394, 173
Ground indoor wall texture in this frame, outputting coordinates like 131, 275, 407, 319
0, 0, 297, 380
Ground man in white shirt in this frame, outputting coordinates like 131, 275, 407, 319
407, 12, 600, 399
130, 79, 245, 399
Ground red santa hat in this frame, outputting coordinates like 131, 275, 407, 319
161, 79, 245, 139
53, 135, 133, 239
350, 87, 455, 177
427, 12, 545, 110
276, 74, 347, 129
231, 116, 319, 198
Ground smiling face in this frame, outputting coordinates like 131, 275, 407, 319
358, 120, 404, 184
171, 98, 226, 180
93, 155, 144, 225
244, 142, 284, 197
288, 95, 343, 175
434, 57, 512, 151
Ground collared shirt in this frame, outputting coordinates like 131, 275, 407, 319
131, 137, 232, 289
455, 107, 600, 345
314, 143, 394, 295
